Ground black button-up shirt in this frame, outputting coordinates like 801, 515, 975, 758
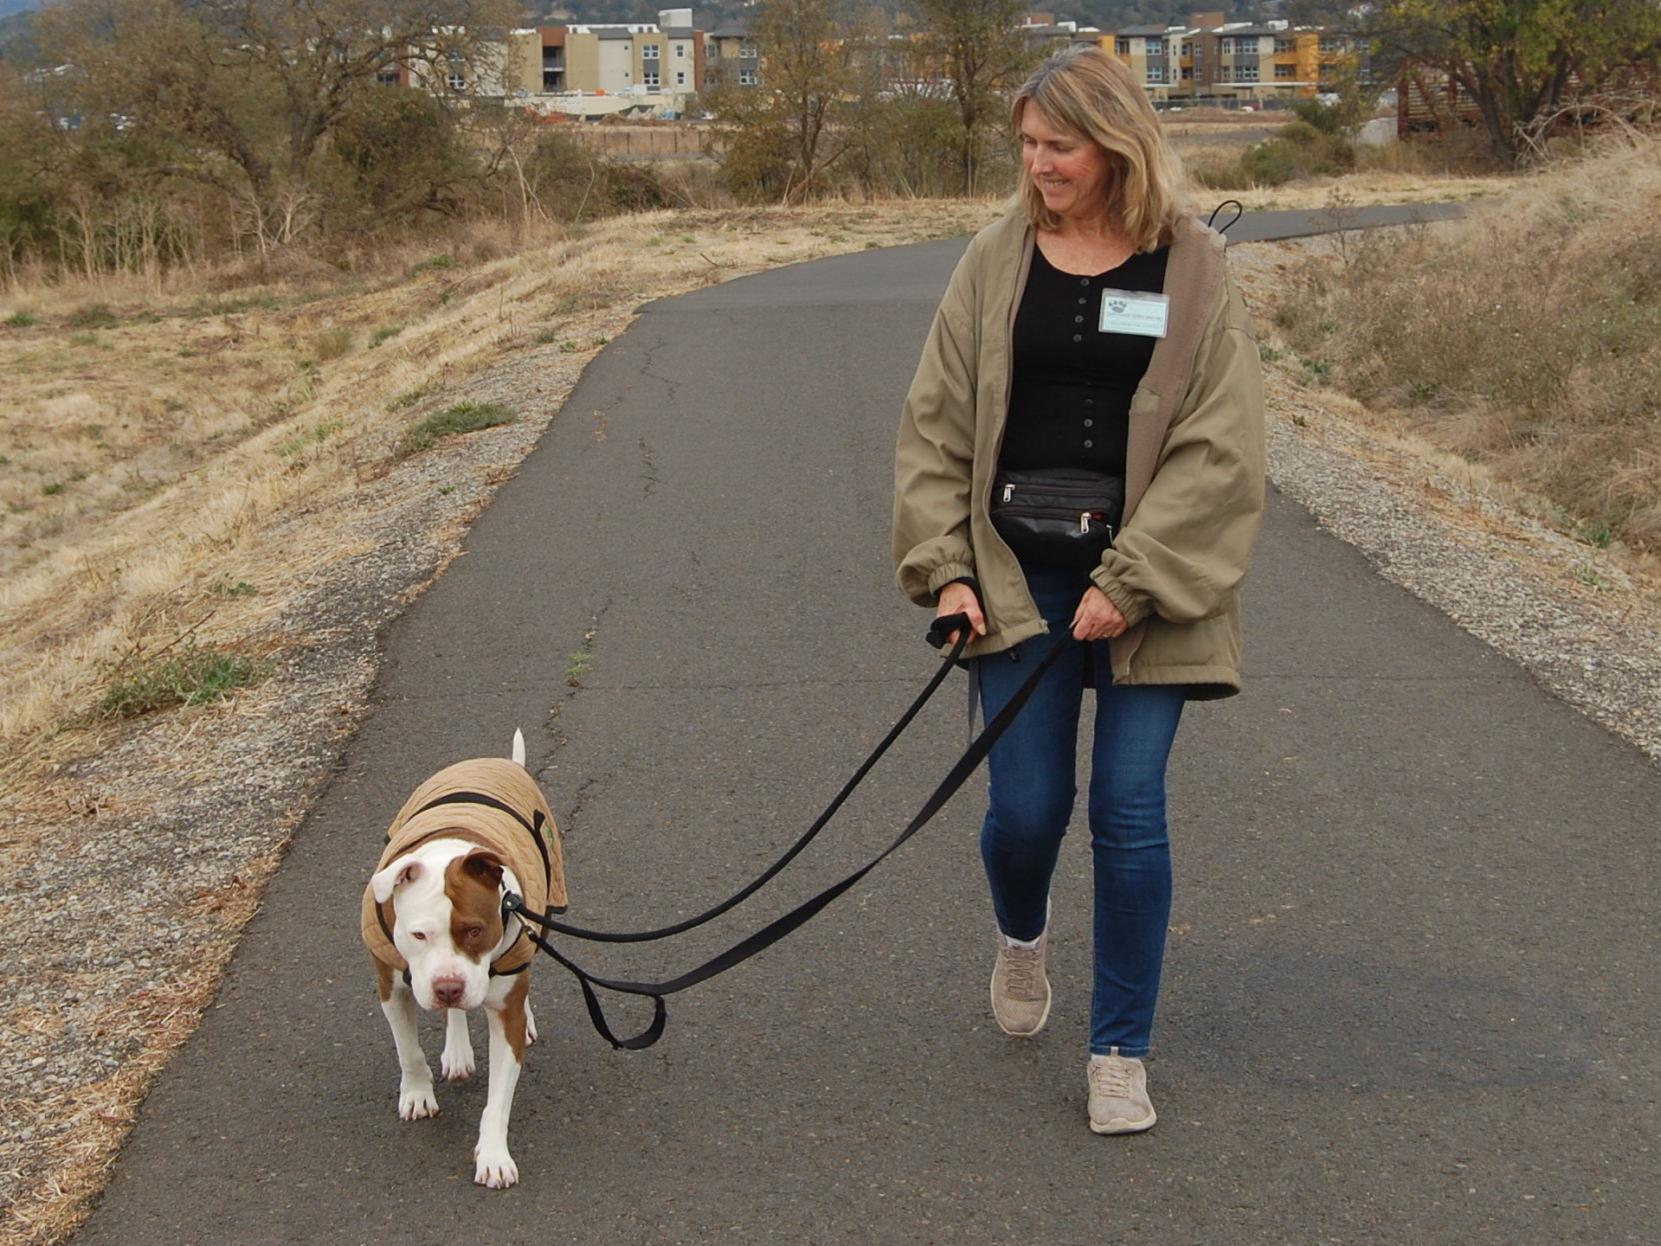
1000, 242, 1170, 478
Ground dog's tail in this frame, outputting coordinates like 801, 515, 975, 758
511, 728, 526, 768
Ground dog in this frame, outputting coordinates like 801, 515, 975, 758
361, 729, 567, 1189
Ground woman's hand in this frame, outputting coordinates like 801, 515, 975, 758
1072, 586, 1127, 642
935, 581, 987, 646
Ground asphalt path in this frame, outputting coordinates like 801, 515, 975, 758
77, 206, 1657, 1244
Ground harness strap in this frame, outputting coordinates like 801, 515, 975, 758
506, 624, 1074, 1050
407, 791, 562, 912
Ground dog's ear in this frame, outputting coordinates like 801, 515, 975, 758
371, 854, 423, 903
461, 849, 506, 888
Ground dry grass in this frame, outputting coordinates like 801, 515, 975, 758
0, 199, 1008, 842
1270, 133, 1661, 554
2, 859, 271, 1246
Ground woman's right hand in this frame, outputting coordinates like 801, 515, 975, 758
935, 581, 987, 646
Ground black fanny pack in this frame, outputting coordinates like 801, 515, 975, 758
989, 468, 1124, 569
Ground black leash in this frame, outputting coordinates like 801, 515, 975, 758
524, 614, 975, 946
504, 615, 1076, 1049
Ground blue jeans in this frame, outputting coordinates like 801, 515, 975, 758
977, 561, 1185, 1058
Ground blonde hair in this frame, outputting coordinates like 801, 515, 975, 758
1011, 46, 1189, 251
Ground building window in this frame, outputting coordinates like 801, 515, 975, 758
1275, 38, 1294, 53
675, 70, 685, 85
1181, 64, 1193, 79
675, 43, 686, 57
1215, 65, 1231, 83
1218, 36, 1232, 54
1146, 66, 1162, 83
1236, 63, 1259, 82
1144, 38, 1162, 56
1180, 41, 1192, 56
740, 41, 757, 57
1115, 37, 1130, 54
1320, 37, 1344, 53
643, 44, 659, 60
643, 69, 660, 87
739, 69, 757, 85
1275, 63, 1295, 79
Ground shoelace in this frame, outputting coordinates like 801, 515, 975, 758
1090, 1060, 1133, 1100
1002, 946, 1042, 998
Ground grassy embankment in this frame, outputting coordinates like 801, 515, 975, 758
1268, 134, 1661, 564
0, 203, 1018, 817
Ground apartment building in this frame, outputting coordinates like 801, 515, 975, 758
705, 24, 759, 90
1102, 15, 1355, 105
440, 9, 708, 117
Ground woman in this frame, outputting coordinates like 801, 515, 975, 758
891, 45, 1265, 1134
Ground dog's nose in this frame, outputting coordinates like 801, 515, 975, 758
432, 976, 465, 1007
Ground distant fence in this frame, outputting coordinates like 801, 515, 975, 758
558, 124, 725, 162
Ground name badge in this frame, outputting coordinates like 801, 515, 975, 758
1098, 289, 1169, 338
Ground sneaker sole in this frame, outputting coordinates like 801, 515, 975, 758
988, 974, 1052, 1037
1089, 1108, 1157, 1135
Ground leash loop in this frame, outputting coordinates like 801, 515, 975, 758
510, 624, 1076, 1049
530, 624, 972, 945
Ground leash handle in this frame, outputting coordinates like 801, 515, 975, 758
926, 612, 972, 650
512, 627, 1076, 1049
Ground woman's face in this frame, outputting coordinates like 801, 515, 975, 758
1020, 107, 1113, 225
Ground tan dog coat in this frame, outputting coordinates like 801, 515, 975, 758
361, 758, 568, 977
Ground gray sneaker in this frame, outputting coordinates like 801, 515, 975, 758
1087, 1049, 1157, 1134
989, 934, 1051, 1036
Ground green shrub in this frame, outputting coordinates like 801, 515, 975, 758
399, 401, 515, 456
100, 644, 270, 718
68, 303, 120, 329
313, 327, 352, 361
5, 311, 36, 327
369, 324, 404, 348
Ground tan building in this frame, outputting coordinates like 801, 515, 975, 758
1102, 17, 1355, 104
704, 23, 759, 90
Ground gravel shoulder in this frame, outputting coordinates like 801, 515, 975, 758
4, 224, 1657, 1245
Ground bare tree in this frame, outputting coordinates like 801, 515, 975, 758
38, 0, 517, 244
1368, 0, 1661, 165
913, 0, 1036, 194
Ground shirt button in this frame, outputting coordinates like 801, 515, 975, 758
1084, 397, 1094, 407
1083, 418, 1094, 428
1078, 297, 1087, 305
1072, 334, 1082, 343
1074, 314, 1083, 323
1079, 278, 1090, 287
1083, 439, 1094, 449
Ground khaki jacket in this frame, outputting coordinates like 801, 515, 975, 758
362, 758, 567, 977
892, 209, 1266, 698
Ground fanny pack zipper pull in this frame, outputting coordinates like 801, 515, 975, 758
1002, 484, 1016, 503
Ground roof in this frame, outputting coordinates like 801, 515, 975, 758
662, 26, 697, 37
708, 24, 752, 38
1114, 25, 1172, 36
1221, 26, 1283, 36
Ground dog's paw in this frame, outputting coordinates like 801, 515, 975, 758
524, 1003, 538, 1046
398, 1081, 439, 1121
441, 1047, 475, 1081
473, 1142, 519, 1190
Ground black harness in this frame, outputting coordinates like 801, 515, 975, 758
376, 788, 567, 984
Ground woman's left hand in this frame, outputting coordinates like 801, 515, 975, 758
1072, 586, 1128, 642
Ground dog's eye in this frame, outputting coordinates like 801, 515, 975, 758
412, 931, 427, 941
461, 925, 484, 941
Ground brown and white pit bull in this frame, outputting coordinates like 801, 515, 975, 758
361, 730, 567, 1189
